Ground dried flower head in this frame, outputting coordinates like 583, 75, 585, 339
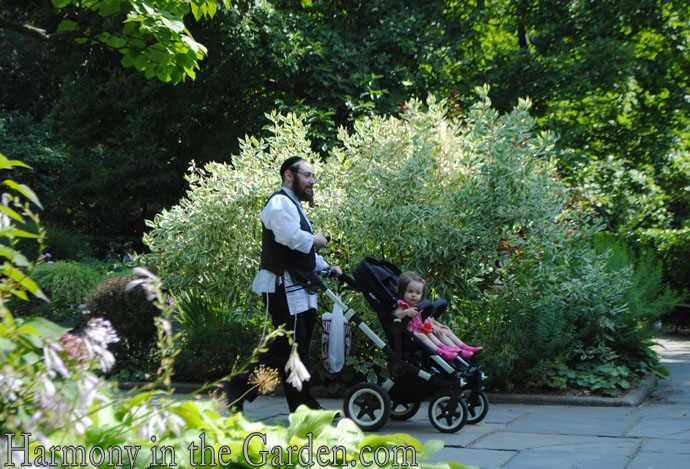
248, 365, 279, 395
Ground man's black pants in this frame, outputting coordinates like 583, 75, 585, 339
229, 284, 319, 412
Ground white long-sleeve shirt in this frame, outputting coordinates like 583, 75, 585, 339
251, 187, 328, 315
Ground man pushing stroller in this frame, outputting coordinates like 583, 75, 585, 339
224, 156, 342, 413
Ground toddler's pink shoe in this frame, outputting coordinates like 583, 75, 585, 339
460, 349, 474, 359
460, 344, 483, 353
436, 344, 458, 360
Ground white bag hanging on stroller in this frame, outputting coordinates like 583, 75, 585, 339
321, 296, 350, 372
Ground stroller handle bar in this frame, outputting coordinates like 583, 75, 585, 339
316, 267, 359, 289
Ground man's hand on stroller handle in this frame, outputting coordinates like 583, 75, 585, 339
319, 265, 343, 278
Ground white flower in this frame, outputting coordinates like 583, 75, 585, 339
0, 371, 23, 403
284, 345, 310, 392
166, 413, 185, 437
126, 267, 158, 301
73, 413, 93, 435
42, 377, 56, 398
43, 341, 70, 378
85, 318, 119, 345
78, 374, 104, 409
156, 317, 172, 335
84, 318, 119, 372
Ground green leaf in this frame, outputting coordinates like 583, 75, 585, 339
19, 317, 70, 340
0, 227, 39, 239
0, 337, 16, 353
7, 288, 29, 301
0, 205, 25, 223
134, 53, 148, 71
57, 19, 78, 32
121, 51, 136, 68
106, 35, 128, 49
421, 439, 445, 458
190, 2, 201, 21
287, 406, 338, 439
0, 155, 32, 170
0, 265, 48, 301
97, 0, 126, 17
1, 180, 43, 209
0, 244, 30, 266
51, 0, 73, 8
172, 400, 208, 427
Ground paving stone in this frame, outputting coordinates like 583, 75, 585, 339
425, 447, 517, 468
379, 421, 501, 448
640, 438, 690, 455
503, 450, 630, 469
478, 406, 530, 425
626, 417, 690, 440
501, 410, 637, 437
627, 451, 690, 469
472, 432, 640, 455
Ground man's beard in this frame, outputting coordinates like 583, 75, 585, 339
293, 181, 314, 206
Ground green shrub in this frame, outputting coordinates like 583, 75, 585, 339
634, 227, 690, 331
636, 227, 690, 294
32, 260, 104, 306
174, 290, 260, 382
11, 261, 105, 329
594, 232, 678, 325
85, 275, 159, 369
44, 224, 95, 261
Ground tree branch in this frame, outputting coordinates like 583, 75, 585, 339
0, 18, 50, 42
0, 17, 83, 43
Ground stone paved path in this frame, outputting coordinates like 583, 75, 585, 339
240, 335, 690, 468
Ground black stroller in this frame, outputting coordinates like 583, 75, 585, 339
314, 257, 488, 433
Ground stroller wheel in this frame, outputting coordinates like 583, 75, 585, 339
462, 390, 489, 425
390, 401, 421, 421
344, 383, 391, 432
428, 391, 468, 433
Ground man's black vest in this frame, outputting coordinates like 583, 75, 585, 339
260, 190, 317, 288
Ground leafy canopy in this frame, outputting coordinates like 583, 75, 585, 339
43, 0, 231, 83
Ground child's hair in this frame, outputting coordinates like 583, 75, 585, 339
397, 271, 427, 301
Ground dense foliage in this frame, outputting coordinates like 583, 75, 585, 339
145, 94, 674, 394
2, 1, 687, 262
32, 261, 103, 306
85, 275, 160, 378
174, 290, 260, 381
1, 0, 686, 394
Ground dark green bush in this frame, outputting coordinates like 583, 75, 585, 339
636, 228, 690, 294
634, 228, 690, 332
173, 291, 260, 382
44, 225, 95, 261
85, 275, 159, 367
17, 261, 106, 329
32, 261, 104, 306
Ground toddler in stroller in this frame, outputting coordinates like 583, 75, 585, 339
314, 257, 489, 433
394, 271, 483, 360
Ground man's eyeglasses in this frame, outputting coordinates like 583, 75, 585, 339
290, 169, 316, 181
